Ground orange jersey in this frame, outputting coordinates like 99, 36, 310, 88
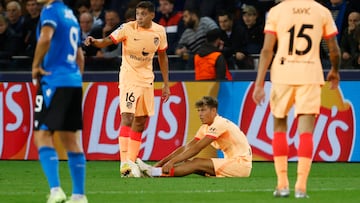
110, 21, 168, 87
265, 0, 338, 85
195, 115, 252, 159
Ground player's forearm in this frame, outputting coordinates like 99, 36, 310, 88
255, 49, 273, 86
155, 146, 185, 167
90, 37, 114, 49
158, 52, 169, 84
32, 38, 51, 69
77, 48, 85, 74
327, 38, 341, 72
170, 147, 201, 165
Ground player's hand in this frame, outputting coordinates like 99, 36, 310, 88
32, 66, 50, 79
326, 68, 340, 89
154, 159, 166, 167
252, 84, 265, 105
162, 161, 174, 174
84, 36, 95, 46
162, 83, 170, 102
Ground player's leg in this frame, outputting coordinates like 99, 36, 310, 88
128, 115, 148, 162
137, 158, 214, 177
59, 131, 87, 203
293, 84, 320, 198
270, 84, 294, 197
59, 87, 87, 202
173, 158, 215, 176
119, 112, 134, 176
34, 130, 66, 202
118, 83, 137, 176
33, 86, 66, 202
124, 86, 153, 176
211, 157, 252, 177
272, 117, 290, 196
294, 114, 314, 198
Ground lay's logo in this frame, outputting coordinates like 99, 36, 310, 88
82, 82, 188, 160
240, 82, 355, 162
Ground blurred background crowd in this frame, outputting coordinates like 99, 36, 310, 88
1, 0, 360, 72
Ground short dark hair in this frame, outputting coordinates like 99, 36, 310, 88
136, 1, 155, 13
206, 29, 222, 43
184, 7, 200, 18
195, 96, 218, 109
217, 10, 233, 21
161, 0, 175, 4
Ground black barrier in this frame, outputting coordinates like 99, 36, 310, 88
1, 55, 360, 81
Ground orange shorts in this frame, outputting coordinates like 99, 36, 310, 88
119, 83, 154, 116
270, 83, 321, 118
211, 156, 252, 177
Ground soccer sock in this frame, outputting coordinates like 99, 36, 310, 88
272, 132, 289, 189
119, 125, 131, 163
160, 168, 176, 177
128, 130, 142, 162
295, 132, 313, 192
67, 152, 86, 195
151, 167, 163, 176
38, 147, 60, 189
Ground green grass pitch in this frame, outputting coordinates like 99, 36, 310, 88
0, 161, 359, 203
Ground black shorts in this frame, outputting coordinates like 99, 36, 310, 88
34, 85, 83, 131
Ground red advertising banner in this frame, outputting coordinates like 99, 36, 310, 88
0, 82, 218, 160
239, 82, 355, 162
0, 81, 358, 161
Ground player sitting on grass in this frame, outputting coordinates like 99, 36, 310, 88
136, 96, 252, 177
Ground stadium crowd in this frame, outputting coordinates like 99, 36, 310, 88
1, 0, 360, 72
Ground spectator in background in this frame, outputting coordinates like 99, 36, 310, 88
6, 1, 24, 35
157, 0, 184, 55
184, 0, 227, 20
175, 7, 218, 70
22, 0, 40, 57
90, 0, 105, 28
341, 11, 360, 69
194, 29, 232, 81
0, 14, 22, 69
327, 0, 351, 42
234, 5, 264, 69
96, 9, 121, 58
74, 0, 91, 18
321, 0, 351, 69
217, 10, 240, 70
79, 12, 102, 56
0, 2, 5, 16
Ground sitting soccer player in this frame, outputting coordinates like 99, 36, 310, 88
136, 96, 252, 177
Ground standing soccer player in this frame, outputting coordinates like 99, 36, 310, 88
84, 1, 170, 177
252, 0, 340, 198
32, 0, 87, 202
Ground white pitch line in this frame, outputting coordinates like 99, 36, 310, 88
0, 187, 359, 196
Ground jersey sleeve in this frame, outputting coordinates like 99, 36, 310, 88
206, 117, 226, 139
158, 27, 168, 51
323, 9, 338, 39
264, 8, 276, 35
109, 24, 126, 44
194, 125, 206, 140
40, 6, 57, 29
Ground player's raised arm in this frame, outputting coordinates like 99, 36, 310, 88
84, 35, 114, 48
